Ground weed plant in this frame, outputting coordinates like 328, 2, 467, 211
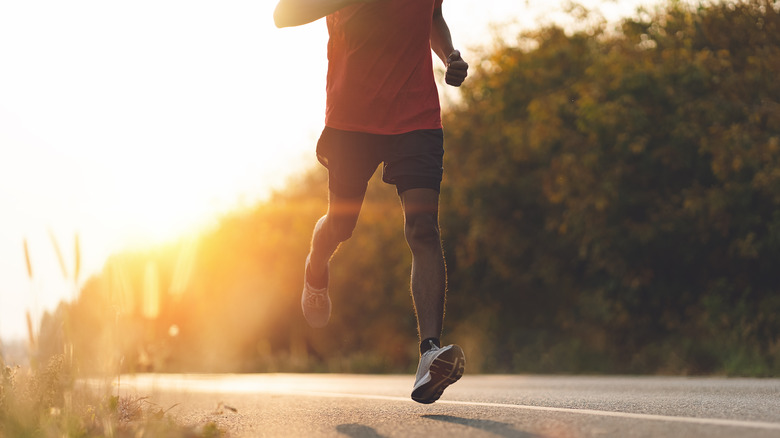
0, 353, 222, 437
2, 233, 224, 437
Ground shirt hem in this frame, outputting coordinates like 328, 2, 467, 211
324, 121, 443, 135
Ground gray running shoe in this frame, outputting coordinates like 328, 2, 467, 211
301, 255, 331, 328
411, 342, 465, 404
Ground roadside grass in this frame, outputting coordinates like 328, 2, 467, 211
2, 234, 225, 437
1, 353, 224, 437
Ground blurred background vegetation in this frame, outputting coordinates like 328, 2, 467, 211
27, 0, 780, 377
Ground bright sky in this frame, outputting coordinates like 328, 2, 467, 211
0, 0, 656, 342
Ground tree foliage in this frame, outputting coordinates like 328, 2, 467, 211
441, 0, 780, 374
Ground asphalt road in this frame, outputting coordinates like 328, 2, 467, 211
115, 373, 780, 437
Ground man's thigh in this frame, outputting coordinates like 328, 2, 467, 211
316, 127, 383, 198
380, 129, 444, 195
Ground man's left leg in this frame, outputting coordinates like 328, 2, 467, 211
400, 188, 446, 342
401, 188, 465, 404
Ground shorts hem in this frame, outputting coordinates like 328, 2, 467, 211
392, 175, 442, 195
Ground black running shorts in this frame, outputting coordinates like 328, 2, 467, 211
316, 127, 444, 198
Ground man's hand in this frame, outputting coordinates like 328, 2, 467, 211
445, 50, 468, 87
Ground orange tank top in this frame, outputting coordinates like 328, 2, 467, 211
324, 0, 443, 135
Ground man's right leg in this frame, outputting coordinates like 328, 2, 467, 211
305, 127, 380, 327
302, 190, 366, 327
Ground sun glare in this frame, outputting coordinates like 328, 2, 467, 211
1, 0, 656, 344
0, 0, 328, 341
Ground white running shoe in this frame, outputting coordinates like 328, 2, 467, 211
301, 255, 331, 328
411, 342, 465, 404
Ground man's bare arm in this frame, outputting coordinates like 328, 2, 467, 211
430, 6, 468, 87
274, 0, 378, 28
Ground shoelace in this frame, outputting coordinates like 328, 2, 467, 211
304, 289, 328, 308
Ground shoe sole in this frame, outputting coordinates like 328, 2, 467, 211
411, 345, 465, 404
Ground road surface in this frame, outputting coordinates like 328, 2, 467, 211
114, 374, 780, 437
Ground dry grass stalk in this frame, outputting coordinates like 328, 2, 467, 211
23, 237, 38, 352
74, 233, 81, 285
48, 229, 69, 280
23, 238, 33, 280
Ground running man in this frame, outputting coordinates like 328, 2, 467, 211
274, 0, 468, 404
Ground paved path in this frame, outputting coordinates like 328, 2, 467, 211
115, 374, 780, 437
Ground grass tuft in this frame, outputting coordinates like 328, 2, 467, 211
0, 355, 225, 437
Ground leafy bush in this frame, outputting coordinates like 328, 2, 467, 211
441, 0, 780, 374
